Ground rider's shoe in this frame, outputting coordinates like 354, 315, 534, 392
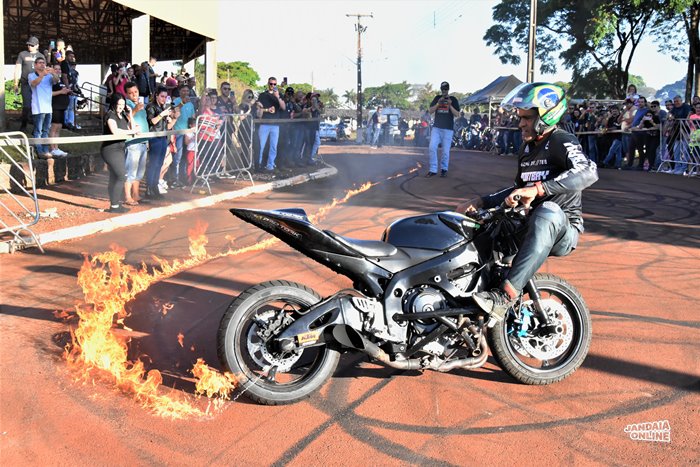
473, 288, 515, 326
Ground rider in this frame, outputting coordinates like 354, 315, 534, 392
458, 82, 598, 325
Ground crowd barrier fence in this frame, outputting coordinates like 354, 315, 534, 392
484, 120, 697, 176
192, 113, 254, 194
0, 132, 44, 253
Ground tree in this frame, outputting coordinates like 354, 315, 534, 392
342, 89, 357, 108
484, 0, 661, 98
412, 83, 436, 111
317, 89, 340, 108
653, 0, 700, 100
363, 82, 413, 109
217, 61, 260, 87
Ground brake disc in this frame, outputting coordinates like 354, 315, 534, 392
511, 300, 574, 361
247, 310, 301, 373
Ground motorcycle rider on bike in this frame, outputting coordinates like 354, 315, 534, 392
458, 82, 598, 325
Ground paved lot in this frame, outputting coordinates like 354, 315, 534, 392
1, 145, 698, 465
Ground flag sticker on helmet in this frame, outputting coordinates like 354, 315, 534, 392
536, 87, 560, 110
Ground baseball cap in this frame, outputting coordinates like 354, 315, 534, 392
285, 86, 294, 94
440, 81, 450, 89
27, 36, 39, 46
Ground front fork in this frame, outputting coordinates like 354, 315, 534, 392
525, 279, 553, 326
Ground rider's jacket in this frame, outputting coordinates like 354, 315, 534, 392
482, 129, 599, 233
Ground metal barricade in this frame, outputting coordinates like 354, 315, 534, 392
79, 81, 108, 120
192, 113, 254, 194
657, 118, 699, 176
0, 132, 44, 253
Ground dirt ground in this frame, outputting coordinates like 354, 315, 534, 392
1, 144, 698, 465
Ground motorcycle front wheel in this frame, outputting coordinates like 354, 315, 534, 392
217, 280, 340, 405
488, 273, 592, 385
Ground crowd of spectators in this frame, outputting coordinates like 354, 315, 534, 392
452, 84, 697, 177
14, 36, 84, 158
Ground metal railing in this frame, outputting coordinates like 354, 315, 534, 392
0, 132, 44, 253
192, 113, 254, 194
658, 118, 699, 176
79, 81, 108, 120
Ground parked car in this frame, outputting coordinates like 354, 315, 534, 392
319, 122, 338, 141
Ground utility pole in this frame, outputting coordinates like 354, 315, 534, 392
526, 0, 537, 83
346, 13, 372, 142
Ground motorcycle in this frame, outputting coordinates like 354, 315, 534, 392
218, 201, 592, 405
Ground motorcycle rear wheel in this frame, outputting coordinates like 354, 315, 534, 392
488, 273, 592, 385
217, 280, 340, 405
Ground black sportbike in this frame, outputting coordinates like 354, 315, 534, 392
218, 201, 592, 405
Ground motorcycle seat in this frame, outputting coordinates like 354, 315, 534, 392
326, 231, 398, 258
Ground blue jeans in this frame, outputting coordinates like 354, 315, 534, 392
169, 134, 185, 182
32, 113, 52, 155
512, 130, 522, 153
587, 135, 598, 162
64, 94, 76, 126
258, 124, 279, 169
428, 127, 454, 172
311, 130, 321, 157
146, 137, 167, 189
506, 201, 579, 293
621, 134, 632, 163
125, 142, 148, 182
603, 139, 623, 167
673, 140, 689, 174
371, 124, 382, 146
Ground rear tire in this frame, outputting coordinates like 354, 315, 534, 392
488, 273, 592, 385
217, 280, 340, 405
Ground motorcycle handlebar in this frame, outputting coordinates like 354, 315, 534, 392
473, 195, 526, 222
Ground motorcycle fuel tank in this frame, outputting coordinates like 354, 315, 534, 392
382, 212, 477, 251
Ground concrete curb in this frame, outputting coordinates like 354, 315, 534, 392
1, 165, 337, 253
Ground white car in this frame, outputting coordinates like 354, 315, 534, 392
319, 122, 338, 141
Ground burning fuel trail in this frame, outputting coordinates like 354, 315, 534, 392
65, 166, 417, 418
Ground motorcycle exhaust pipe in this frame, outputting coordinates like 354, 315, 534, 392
432, 340, 489, 372
332, 325, 423, 370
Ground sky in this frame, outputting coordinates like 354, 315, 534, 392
216, 0, 685, 95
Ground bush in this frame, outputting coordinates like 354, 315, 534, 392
5, 80, 23, 110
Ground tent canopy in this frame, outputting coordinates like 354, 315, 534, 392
461, 75, 523, 106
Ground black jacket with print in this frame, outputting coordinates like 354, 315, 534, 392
482, 129, 598, 232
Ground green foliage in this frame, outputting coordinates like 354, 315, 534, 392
342, 89, 357, 108
316, 89, 340, 108
484, 0, 664, 98
412, 83, 436, 111
4, 81, 23, 111
217, 61, 260, 87
363, 82, 413, 109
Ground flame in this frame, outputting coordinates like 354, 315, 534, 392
64, 168, 415, 418
188, 220, 209, 259
177, 332, 185, 348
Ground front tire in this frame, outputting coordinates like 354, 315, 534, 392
217, 280, 340, 405
488, 273, 592, 385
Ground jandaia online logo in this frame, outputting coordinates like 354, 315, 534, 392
624, 420, 671, 443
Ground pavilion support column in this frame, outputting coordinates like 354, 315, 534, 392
131, 14, 150, 66
0, 1, 6, 130
205, 40, 217, 91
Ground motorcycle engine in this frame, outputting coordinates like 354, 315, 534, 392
402, 286, 448, 351
403, 285, 446, 315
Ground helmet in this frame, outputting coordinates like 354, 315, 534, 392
501, 82, 567, 135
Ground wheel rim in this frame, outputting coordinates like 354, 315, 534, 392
502, 286, 584, 374
233, 294, 328, 390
